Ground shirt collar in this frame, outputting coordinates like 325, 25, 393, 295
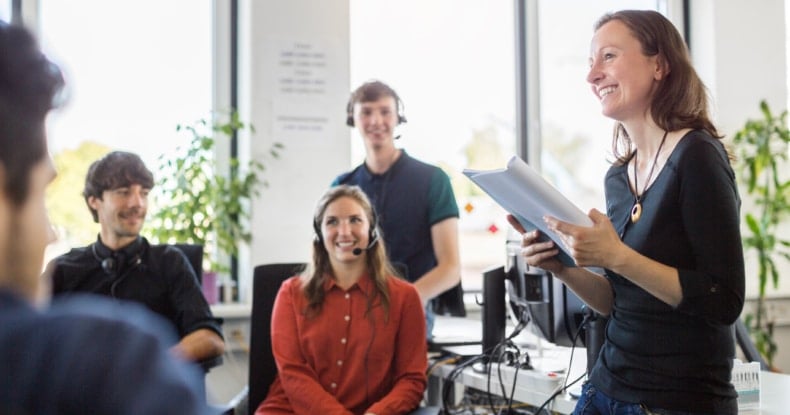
321, 272, 375, 293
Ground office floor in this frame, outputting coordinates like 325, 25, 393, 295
207, 349, 249, 406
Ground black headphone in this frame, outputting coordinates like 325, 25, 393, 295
313, 208, 379, 254
91, 238, 144, 297
345, 81, 407, 127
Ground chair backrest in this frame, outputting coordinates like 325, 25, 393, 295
734, 317, 770, 371
434, 282, 466, 317
172, 244, 204, 284
248, 263, 306, 415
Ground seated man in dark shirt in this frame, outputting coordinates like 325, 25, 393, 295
49, 151, 225, 363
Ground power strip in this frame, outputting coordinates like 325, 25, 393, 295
489, 364, 565, 395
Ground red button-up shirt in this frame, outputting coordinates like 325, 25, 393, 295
257, 273, 427, 415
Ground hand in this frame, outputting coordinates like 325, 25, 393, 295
506, 214, 565, 274
543, 208, 623, 269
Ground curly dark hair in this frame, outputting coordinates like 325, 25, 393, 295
83, 151, 154, 222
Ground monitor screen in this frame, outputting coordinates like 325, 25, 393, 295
505, 234, 587, 348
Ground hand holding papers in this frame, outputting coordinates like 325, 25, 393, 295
463, 156, 591, 267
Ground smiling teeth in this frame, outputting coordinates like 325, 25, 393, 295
599, 86, 616, 98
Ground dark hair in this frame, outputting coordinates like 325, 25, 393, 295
345, 80, 406, 127
301, 185, 395, 318
0, 21, 64, 205
594, 10, 722, 163
83, 151, 154, 222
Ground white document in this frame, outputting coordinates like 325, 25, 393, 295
463, 155, 592, 267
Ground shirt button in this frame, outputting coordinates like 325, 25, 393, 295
331, 382, 337, 389
345, 293, 350, 299
710, 286, 718, 293
337, 360, 343, 366
341, 338, 347, 344
344, 315, 350, 321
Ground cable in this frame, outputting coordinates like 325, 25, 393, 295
427, 355, 460, 377
533, 371, 585, 415
531, 310, 595, 414
442, 353, 488, 413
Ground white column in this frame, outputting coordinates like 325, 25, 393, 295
237, 0, 351, 302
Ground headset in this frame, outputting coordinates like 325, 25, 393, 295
345, 81, 407, 127
91, 237, 144, 297
313, 209, 379, 255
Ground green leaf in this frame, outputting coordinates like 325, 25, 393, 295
143, 110, 284, 273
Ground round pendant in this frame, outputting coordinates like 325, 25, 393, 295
631, 202, 642, 223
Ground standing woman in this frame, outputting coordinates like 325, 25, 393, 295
508, 10, 744, 415
256, 185, 427, 415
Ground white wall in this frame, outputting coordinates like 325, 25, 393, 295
691, 0, 790, 299
237, 0, 351, 302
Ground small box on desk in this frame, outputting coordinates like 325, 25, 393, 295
732, 360, 760, 411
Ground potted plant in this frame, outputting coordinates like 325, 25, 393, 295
145, 112, 282, 302
732, 99, 790, 369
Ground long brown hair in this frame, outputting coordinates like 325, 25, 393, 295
300, 185, 396, 318
594, 10, 723, 164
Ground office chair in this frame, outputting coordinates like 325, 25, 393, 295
246, 263, 439, 415
247, 263, 307, 415
434, 282, 466, 317
734, 317, 770, 371
172, 243, 204, 285
169, 243, 223, 399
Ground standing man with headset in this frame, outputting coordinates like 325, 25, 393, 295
0, 20, 212, 414
49, 151, 225, 364
333, 80, 462, 336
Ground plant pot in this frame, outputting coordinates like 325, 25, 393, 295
201, 271, 219, 305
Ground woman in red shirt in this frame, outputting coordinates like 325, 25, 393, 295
257, 185, 427, 415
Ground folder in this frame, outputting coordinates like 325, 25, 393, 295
463, 155, 591, 267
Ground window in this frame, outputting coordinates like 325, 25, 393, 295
350, 0, 517, 294
534, 1, 662, 213
0, 1, 11, 22
39, 0, 213, 259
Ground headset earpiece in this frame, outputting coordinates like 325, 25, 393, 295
101, 256, 116, 275
313, 217, 323, 243
346, 99, 356, 127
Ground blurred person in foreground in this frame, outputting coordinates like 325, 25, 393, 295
0, 20, 214, 414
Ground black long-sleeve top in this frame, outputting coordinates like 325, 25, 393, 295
589, 130, 745, 413
50, 237, 222, 341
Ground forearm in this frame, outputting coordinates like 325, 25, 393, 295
171, 328, 225, 362
413, 263, 460, 304
606, 244, 683, 308
415, 218, 461, 304
555, 267, 614, 315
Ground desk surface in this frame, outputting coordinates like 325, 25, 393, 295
432, 316, 790, 414
752, 370, 790, 415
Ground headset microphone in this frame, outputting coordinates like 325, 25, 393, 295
352, 230, 380, 256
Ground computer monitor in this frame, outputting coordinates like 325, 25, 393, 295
504, 234, 587, 348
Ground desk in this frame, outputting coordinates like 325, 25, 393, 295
430, 316, 585, 414
751, 371, 790, 415
431, 316, 790, 414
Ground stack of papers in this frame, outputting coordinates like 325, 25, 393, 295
463, 155, 591, 267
